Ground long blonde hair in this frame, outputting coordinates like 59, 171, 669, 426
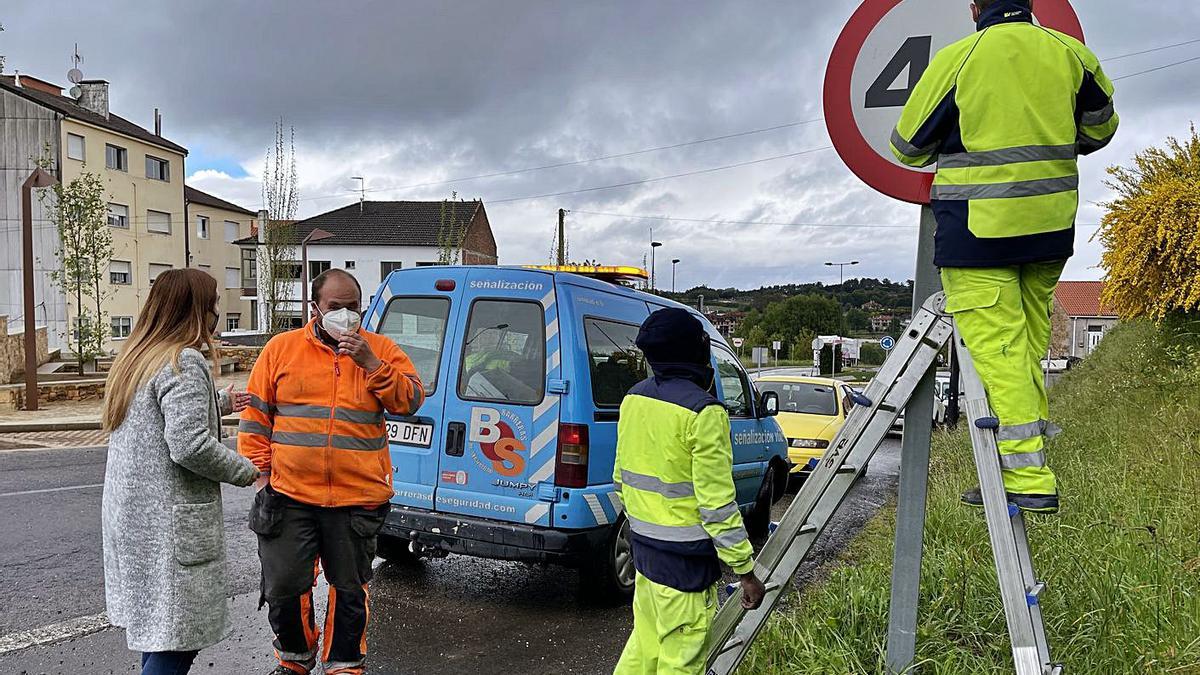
102, 268, 220, 430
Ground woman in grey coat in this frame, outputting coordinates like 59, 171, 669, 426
102, 268, 259, 675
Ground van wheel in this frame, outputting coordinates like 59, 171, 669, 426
745, 465, 777, 540
581, 517, 636, 604
376, 533, 420, 565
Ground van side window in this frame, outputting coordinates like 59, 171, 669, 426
584, 318, 649, 407
713, 348, 751, 418
459, 300, 546, 405
377, 297, 450, 393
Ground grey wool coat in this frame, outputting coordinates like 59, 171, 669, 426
102, 348, 258, 653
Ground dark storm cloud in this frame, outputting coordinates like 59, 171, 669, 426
3, 0, 1198, 287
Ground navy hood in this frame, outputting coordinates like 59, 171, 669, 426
637, 308, 714, 389
977, 0, 1033, 30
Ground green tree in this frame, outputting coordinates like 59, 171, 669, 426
41, 168, 112, 371
845, 307, 871, 332
438, 191, 467, 265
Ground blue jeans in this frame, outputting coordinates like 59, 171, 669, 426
141, 650, 198, 675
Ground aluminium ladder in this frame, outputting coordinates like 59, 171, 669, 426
706, 292, 1060, 675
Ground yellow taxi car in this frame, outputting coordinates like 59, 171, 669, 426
751, 375, 859, 487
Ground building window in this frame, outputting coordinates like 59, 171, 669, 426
106, 144, 127, 171
198, 264, 211, 274
224, 220, 240, 243
149, 263, 172, 284
67, 133, 86, 161
344, 260, 356, 270
147, 210, 171, 234
226, 314, 241, 332
145, 155, 170, 181
111, 316, 133, 339
241, 249, 258, 287
275, 261, 302, 281
416, 261, 443, 267
249, 300, 259, 331
196, 215, 209, 240
310, 260, 331, 279
380, 261, 403, 280
107, 203, 129, 229
225, 267, 240, 289
109, 260, 132, 285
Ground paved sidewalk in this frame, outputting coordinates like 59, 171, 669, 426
0, 429, 111, 451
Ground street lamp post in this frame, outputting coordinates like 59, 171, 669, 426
21, 167, 58, 411
650, 241, 663, 290
301, 228, 335, 323
825, 260, 860, 285
671, 259, 680, 293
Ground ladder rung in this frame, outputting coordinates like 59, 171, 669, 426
1046, 664, 1064, 675
717, 636, 745, 654
837, 464, 858, 475
1007, 503, 1021, 519
1026, 581, 1046, 606
799, 523, 818, 536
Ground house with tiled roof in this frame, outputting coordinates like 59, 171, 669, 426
240, 200, 497, 329
1052, 281, 1119, 358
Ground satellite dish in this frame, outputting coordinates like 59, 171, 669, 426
69, 86, 82, 99
67, 68, 83, 84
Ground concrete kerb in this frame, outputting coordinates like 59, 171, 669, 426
0, 416, 241, 434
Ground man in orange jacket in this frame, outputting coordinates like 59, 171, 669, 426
240, 268, 423, 675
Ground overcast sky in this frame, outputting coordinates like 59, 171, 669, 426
3, 1, 1198, 290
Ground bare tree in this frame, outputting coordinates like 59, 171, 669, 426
260, 119, 299, 334
1, 23, 7, 72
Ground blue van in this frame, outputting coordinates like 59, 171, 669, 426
361, 266, 789, 599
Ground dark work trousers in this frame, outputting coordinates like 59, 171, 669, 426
250, 486, 389, 675
140, 650, 198, 675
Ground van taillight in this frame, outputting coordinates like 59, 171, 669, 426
554, 423, 589, 488
435, 279, 456, 291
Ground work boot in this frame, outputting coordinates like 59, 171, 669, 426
268, 663, 313, 675
960, 486, 1059, 514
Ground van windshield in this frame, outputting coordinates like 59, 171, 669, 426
377, 297, 451, 393
758, 381, 838, 416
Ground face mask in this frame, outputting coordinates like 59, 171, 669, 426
319, 307, 361, 336
207, 309, 220, 335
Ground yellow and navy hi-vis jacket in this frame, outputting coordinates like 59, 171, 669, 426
890, 0, 1118, 268
613, 373, 755, 592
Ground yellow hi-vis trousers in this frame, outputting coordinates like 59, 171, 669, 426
614, 574, 717, 675
941, 261, 1066, 496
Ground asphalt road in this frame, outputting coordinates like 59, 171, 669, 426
0, 439, 901, 674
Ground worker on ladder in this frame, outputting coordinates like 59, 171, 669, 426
612, 308, 766, 674
890, 0, 1118, 513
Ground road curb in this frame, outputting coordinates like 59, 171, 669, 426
0, 417, 240, 434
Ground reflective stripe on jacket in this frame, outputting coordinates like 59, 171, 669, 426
890, 0, 1118, 268
613, 376, 755, 590
238, 320, 424, 507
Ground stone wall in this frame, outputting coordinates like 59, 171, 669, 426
0, 315, 50, 383
221, 346, 263, 372
0, 378, 107, 410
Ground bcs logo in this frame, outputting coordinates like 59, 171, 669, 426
468, 407, 528, 477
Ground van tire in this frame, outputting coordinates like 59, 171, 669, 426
581, 517, 636, 604
376, 533, 420, 565
745, 465, 777, 540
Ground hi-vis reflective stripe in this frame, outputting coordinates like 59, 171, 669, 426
239, 420, 271, 437
997, 419, 1061, 442
270, 431, 327, 447
937, 144, 1076, 169
330, 435, 387, 451
627, 514, 707, 541
699, 501, 739, 524
405, 375, 424, 409
274, 404, 384, 425
334, 408, 385, 425
930, 175, 1078, 201
247, 395, 271, 414
999, 451, 1048, 470
1081, 102, 1115, 126
271, 431, 386, 451
890, 128, 937, 159
276, 404, 329, 419
712, 527, 750, 549
620, 470, 694, 498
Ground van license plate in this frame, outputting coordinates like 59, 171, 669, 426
386, 421, 433, 448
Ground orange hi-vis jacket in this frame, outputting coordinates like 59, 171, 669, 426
238, 321, 424, 508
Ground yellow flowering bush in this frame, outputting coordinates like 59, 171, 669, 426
1098, 126, 1200, 320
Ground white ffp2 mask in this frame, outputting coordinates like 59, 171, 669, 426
320, 307, 361, 336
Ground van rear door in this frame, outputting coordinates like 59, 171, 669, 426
366, 269, 466, 511
435, 268, 561, 527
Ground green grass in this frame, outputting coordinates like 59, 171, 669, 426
744, 318, 1200, 674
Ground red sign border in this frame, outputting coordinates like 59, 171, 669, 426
823, 0, 1085, 205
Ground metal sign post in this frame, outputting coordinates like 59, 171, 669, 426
820, 1, 1085, 671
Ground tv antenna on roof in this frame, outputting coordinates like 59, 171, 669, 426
351, 176, 365, 213
67, 44, 84, 98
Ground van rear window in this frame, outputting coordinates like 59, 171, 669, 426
459, 300, 546, 405
584, 318, 649, 407
377, 297, 450, 393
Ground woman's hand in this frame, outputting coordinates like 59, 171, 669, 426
224, 384, 252, 413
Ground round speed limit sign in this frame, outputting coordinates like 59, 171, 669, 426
823, 0, 1084, 204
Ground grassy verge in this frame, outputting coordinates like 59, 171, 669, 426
745, 318, 1200, 673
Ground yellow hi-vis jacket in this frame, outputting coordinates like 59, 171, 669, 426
614, 374, 754, 591
890, 0, 1118, 268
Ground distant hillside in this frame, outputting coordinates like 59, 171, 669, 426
661, 277, 913, 313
